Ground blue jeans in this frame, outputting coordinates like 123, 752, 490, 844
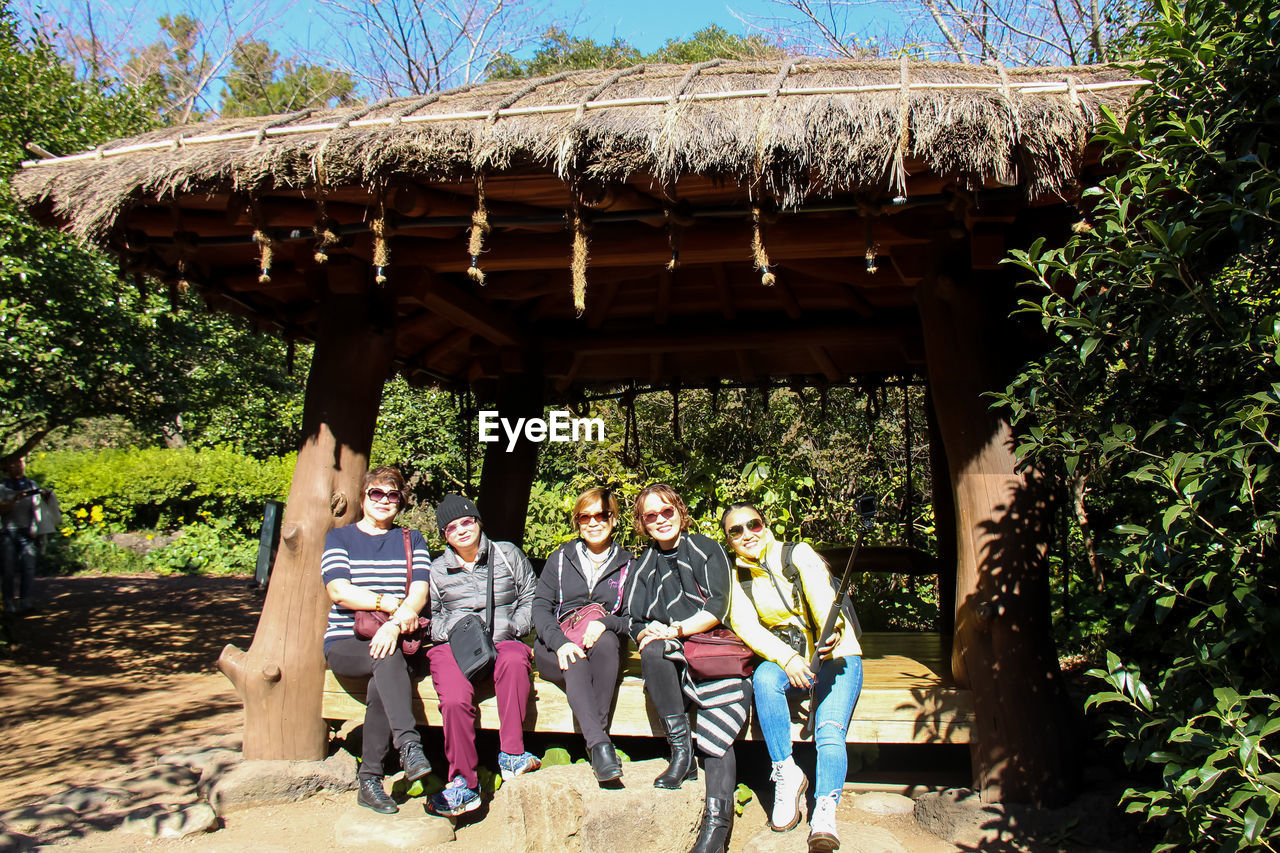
1, 532, 37, 608
753, 655, 863, 800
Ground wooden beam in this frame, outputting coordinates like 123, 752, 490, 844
735, 349, 756, 382
413, 272, 526, 348
770, 275, 804, 319
400, 216, 932, 273
656, 268, 672, 325
809, 346, 842, 382
542, 319, 916, 357
713, 264, 736, 320
586, 278, 622, 329
421, 328, 472, 367
649, 353, 663, 385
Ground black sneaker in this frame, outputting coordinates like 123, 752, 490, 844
356, 776, 398, 814
399, 741, 432, 782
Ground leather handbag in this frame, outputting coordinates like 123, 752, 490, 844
682, 628, 755, 679
353, 529, 430, 655
559, 603, 608, 647
448, 548, 497, 680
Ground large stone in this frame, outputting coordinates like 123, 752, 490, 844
0, 804, 79, 835
0, 829, 36, 852
850, 792, 916, 816
117, 764, 202, 798
159, 747, 243, 782
332, 803, 455, 850
120, 803, 219, 838
471, 759, 706, 853
45, 785, 135, 814
914, 788, 1010, 846
743, 818, 909, 853
209, 752, 357, 814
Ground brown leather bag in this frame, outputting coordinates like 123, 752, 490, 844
353, 529, 430, 655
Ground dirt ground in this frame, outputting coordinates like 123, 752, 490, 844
0, 575, 258, 808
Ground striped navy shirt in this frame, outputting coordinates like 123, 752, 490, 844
322, 524, 431, 654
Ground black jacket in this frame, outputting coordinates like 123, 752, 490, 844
624, 532, 732, 643
532, 540, 634, 651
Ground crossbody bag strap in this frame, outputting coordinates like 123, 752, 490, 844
555, 551, 565, 620
402, 529, 414, 596
485, 544, 496, 639
779, 542, 816, 632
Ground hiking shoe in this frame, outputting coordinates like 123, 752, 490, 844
497, 750, 541, 780
356, 775, 398, 814
808, 794, 840, 852
769, 756, 808, 832
427, 775, 481, 817
398, 740, 431, 782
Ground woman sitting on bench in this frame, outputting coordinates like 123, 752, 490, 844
532, 487, 634, 783
721, 502, 863, 853
322, 466, 433, 815
627, 483, 749, 853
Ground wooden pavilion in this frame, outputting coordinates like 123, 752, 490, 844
13, 57, 1141, 806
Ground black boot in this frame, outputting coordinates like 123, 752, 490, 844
398, 740, 432, 782
688, 796, 732, 853
654, 713, 697, 789
356, 775, 398, 814
590, 742, 623, 782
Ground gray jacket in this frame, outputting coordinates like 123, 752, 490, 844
428, 534, 535, 643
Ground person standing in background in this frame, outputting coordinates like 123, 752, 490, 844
0, 456, 50, 613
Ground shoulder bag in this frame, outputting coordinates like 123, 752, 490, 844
353, 529, 431, 655
555, 549, 626, 647
448, 547, 498, 679
681, 545, 755, 679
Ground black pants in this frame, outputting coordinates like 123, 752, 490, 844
534, 630, 623, 749
326, 638, 422, 778
640, 641, 739, 801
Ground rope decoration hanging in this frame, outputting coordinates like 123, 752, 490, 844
250, 195, 274, 284
890, 54, 912, 198
570, 194, 592, 316
312, 194, 339, 264
468, 172, 490, 284
751, 204, 777, 286
664, 200, 693, 271
169, 202, 194, 299
370, 189, 392, 285
855, 196, 881, 274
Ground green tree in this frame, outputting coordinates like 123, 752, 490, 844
219, 39, 357, 118
996, 0, 1280, 846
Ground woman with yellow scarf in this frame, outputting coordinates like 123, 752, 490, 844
722, 503, 863, 853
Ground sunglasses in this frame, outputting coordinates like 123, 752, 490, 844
726, 517, 764, 539
577, 511, 613, 526
642, 506, 677, 526
444, 516, 478, 537
366, 488, 403, 505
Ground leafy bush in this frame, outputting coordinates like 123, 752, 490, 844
997, 0, 1280, 846
29, 446, 294, 532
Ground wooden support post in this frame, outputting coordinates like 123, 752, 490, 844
218, 280, 394, 760
917, 272, 1078, 806
476, 367, 545, 546
925, 387, 957, 643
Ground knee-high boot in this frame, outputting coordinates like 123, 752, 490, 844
654, 713, 698, 789
688, 796, 732, 853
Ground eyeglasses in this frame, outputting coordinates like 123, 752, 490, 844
366, 488, 403, 505
642, 506, 677, 526
726, 517, 764, 539
444, 516, 478, 537
577, 511, 612, 526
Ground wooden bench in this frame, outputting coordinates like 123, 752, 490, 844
322, 632, 973, 745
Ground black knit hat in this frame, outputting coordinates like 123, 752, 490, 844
436, 493, 481, 533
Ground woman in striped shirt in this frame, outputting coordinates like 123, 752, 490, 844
322, 466, 433, 815
626, 483, 750, 853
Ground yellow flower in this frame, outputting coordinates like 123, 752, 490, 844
90, 505, 104, 524
74, 508, 87, 519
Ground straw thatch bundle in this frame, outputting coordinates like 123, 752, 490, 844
12, 59, 1141, 241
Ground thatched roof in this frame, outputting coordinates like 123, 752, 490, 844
14, 58, 1139, 241
9, 58, 1143, 394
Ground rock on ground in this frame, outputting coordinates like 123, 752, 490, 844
914, 789, 1009, 847
120, 803, 219, 838
851, 792, 916, 816
332, 802, 455, 851
471, 759, 706, 853
209, 752, 357, 814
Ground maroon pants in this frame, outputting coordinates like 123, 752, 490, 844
426, 639, 532, 788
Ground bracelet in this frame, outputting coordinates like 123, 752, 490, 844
374, 593, 384, 612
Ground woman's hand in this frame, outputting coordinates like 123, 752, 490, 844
783, 653, 815, 689
815, 628, 841, 660
391, 605, 420, 633
368, 621, 401, 659
581, 620, 607, 649
637, 621, 677, 649
556, 642, 585, 670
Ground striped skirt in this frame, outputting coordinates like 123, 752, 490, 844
662, 639, 750, 758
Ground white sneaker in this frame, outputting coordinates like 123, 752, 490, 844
769, 756, 808, 832
808, 794, 840, 852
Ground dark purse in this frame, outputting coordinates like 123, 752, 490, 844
448, 548, 498, 680
683, 628, 755, 679
554, 549, 627, 647
353, 529, 430, 655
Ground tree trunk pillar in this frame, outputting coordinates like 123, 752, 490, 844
218, 283, 394, 760
476, 369, 544, 547
925, 385, 957, 644
917, 272, 1078, 806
